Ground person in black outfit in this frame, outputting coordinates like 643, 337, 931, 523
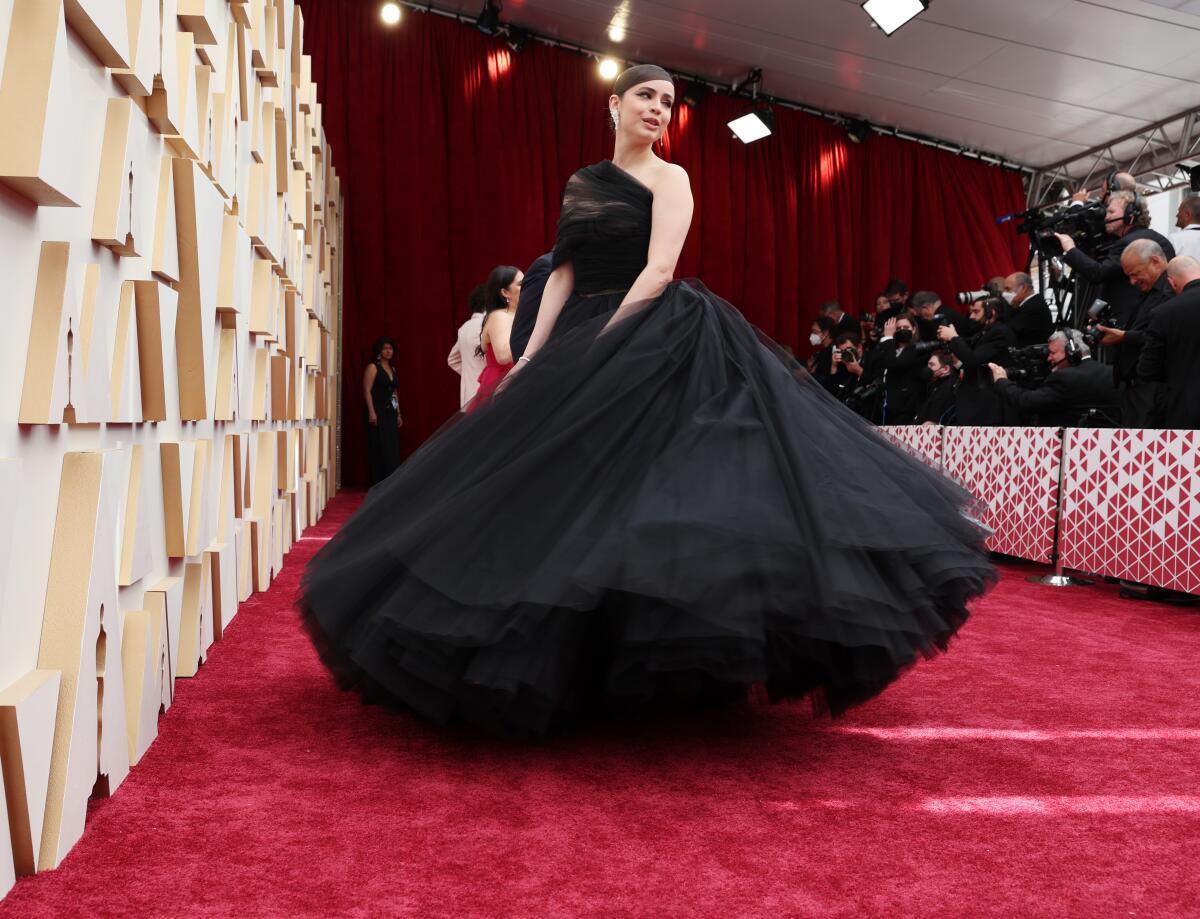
937, 297, 1018, 425
1001, 272, 1054, 348
1055, 190, 1176, 328
876, 315, 926, 424
911, 291, 971, 342
364, 336, 403, 485
875, 278, 910, 328
1092, 239, 1174, 426
806, 316, 837, 387
1138, 256, 1200, 429
916, 352, 958, 425
510, 251, 554, 361
818, 300, 859, 339
824, 332, 866, 403
988, 331, 1119, 427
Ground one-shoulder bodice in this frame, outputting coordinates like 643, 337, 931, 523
552, 161, 652, 295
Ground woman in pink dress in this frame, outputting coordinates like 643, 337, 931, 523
469, 265, 524, 410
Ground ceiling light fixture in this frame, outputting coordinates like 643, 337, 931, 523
862, 0, 929, 36
504, 24, 530, 53
598, 57, 620, 80
380, 2, 401, 25
476, 0, 502, 36
727, 68, 773, 144
844, 118, 872, 144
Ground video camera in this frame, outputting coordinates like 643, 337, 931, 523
1001, 344, 1052, 384
1016, 200, 1109, 258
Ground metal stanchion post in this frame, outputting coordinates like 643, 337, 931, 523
1027, 427, 1092, 587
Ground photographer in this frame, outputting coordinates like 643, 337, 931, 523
1055, 191, 1176, 327
1091, 239, 1174, 426
818, 300, 859, 339
876, 278, 910, 327
876, 315, 927, 425
826, 332, 867, 402
911, 291, 971, 342
1138, 256, 1200, 429
937, 297, 1018, 425
987, 331, 1119, 427
806, 316, 837, 387
916, 352, 958, 425
1001, 272, 1054, 347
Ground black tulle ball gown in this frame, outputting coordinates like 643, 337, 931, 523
300, 160, 996, 737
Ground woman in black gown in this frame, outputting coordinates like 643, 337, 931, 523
363, 337, 403, 485
301, 65, 995, 737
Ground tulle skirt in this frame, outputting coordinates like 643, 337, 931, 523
301, 282, 995, 736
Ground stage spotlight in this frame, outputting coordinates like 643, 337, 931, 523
682, 81, 709, 109
504, 25, 530, 53
476, 0, 502, 36
608, 25, 626, 42
844, 118, 871, 144
728, 107, 774, 144
599, 57, 620, 80
862, 0, 929, 36
380, 2, 401, 25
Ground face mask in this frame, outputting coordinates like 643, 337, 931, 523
893, 329, 914, 344
809, 333, 824, 347
1001, 291, 1017, 304
918, 367, 933, 383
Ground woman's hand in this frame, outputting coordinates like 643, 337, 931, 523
368, 411, 378, 426
396, 414, 404, 429
883, 317, 898, 339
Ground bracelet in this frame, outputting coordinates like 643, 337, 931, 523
517, 355, 532, 364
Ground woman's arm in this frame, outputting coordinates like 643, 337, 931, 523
521, 262, 575, 360
604, 166, 694, 329
362, 364, 378, 424
490, 312, 516, 364
447, 339, 463, 374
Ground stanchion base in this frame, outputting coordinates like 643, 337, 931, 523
1026, 573, 1093, 588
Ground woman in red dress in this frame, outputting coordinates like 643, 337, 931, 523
469, 264, 524, 410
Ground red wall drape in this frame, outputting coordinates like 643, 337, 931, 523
301, 2, 1028, 486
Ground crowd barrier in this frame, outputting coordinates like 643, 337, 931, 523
878, 425, 1200, 596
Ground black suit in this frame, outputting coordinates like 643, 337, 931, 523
1004, 293, 1054, 348
916, 309, 970, 344
1063, 228, 1175, 326
1137, 278, 1200, 429
1115, 270, 1174, 426
827, 311, 859, 340
876, 339, 926, 425
946, 323, 1018, 426
917, 376, 959, 425
510, 252, 554, 361
994, 358, 1119, 427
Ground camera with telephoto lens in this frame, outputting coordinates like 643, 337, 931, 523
1018, 200, 1109, 258
1081, 298, 1115, 351
956, 289, 990, 306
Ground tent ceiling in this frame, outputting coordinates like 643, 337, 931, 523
432, 0, 1200, 187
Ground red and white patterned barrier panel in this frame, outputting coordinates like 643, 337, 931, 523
1060, 429, 1200, 595
942, 427, 1062, 562
878, 425, 944, 470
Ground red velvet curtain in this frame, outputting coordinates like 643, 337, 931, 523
301, 2, 1028, 486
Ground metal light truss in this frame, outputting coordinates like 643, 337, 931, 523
1026, 106, 1200, 206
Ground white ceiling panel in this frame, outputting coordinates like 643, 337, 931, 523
434, 0, 1200, 177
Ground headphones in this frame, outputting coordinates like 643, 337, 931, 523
1123, 191, 1146, 226
1062, 330, 1085, 366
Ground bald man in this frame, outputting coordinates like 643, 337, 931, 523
1091, 239, 1173, 424
1170, 197, 1200, 261
1138, 256, 1200, 429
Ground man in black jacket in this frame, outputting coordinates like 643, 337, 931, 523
510, 251, 554, 361
938, 298, 1018, 425
988, 331, 1119, 427
818, 300, 859, 339
911, 291, 971, 342
1055, 191, 1175, 328
1001, 272, 1054, 347
1092, 239, 1174, 426
1138, 256, 1200, 429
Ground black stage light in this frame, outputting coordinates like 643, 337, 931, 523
863, 0, 929, 36
504, 25, 530, 53
476, 0, 502, 36
1191, 164, 1200, 193
682, 81, 709, 108
844, 118, 872, 144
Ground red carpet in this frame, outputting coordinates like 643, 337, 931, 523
4, 490, 1200, 918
